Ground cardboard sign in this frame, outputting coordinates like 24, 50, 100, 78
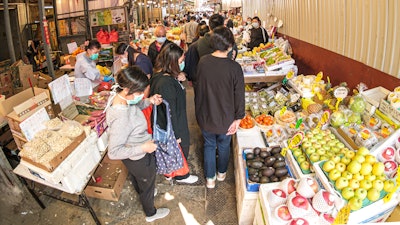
19, 107, 49, 141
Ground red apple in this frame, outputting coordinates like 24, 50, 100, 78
321, 213, 335, 224
381, 147, 395, 161
272, 189, 286, 198
322, 190, 335, 206
384, 160, 398, 178
275, 205, 292, 221
307, 177, 319, 193
291, 195, 309, 210
289, 218, 310, 225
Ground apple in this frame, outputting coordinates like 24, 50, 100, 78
353, 155, 366, 163
297, 155, 307, 163
300, 161, 311, 171
335, 162, 346, 173
367, 188, 380, 201
341, 187, 355, 200
302, 141, 312, 149
328, 134, 336, 140
360, 180, 372, 190
287, 179, 297, 194
357, 147, 370, 156
312, 190, 335, 213
364, 174, 376, 182
349, 179, 360, 189
347, 161, 362, 174
328, 169, 341, 181
376, 175, 386, 181
304, 177, 319, 193
330, 155, 341, 163
320, 213, 335, 224
322, 190, 335, 206
353, 173, 364, 181
341, 156, 352, 165
315, 133, 323, 140
360, 162, 373, 175
372, 180, 384, 191
293, 149, 304, 157
275, 205, 292, 222
341, 171, 353, 180
365, 155, 377, 164
384, 161, 398, 177
313, 143, 322, 149
383, 180, 396, 192
345, 150, 356, 159
272, 189, 287, 198
322, 160, 336, 172
331, 146, 340, 153
372, 162, 385, 176
268, 189, 288, 207
336, 142, 345, 149
323, 145, 331, 152
320, 155, 329, 161
289, 218, 309, 225
309, 152, 320, 163
306, 147, 316, 155
348, 196, 363, 211
335, 177, 349, 190
291, 195, 309, 210
319, 140, 327, 146
355, 188, 367, 200
316, 148, 326, 156
381, 147, 395, 161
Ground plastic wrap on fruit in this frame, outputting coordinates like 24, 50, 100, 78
330, 111, 346, 127
275, 92, 288, 106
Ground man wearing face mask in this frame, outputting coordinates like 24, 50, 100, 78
247, 16, 269, 50
75, 40, 112, 88
147, 25, 172, 66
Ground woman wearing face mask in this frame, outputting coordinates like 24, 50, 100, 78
116, 43, 153, 78
247, 16, 269, 50
150, 43, 198, 184
106, 66, 169, 223
74, 40, 113, 88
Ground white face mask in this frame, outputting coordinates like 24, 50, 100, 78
121, 57, 128, 64
252, 22, 260, 28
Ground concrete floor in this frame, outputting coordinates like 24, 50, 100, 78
0, 84, 239, 225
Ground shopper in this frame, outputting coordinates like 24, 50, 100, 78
150, 43, 198, 184
26, 39, 40, 71
148, 25, 172, 66
116, 43, 153, 78
75, 40, 112, 88
247, 16, 269, 50
183, 16, 198, 47
106, 66, 169, 223
195, 26, 245, 189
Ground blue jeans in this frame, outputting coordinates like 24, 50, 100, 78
202, 129, 232, 179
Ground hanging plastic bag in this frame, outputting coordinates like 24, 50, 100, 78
109, 29, 119, 43
96, 28, 110, 44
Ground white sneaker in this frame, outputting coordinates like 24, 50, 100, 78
176, 175, 199, 184
154, 188, 158, 197
217, 172, 226, 181
206, 176, 216, 189
145, 208, 170, 222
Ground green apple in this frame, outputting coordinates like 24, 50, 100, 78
372, 180, 384, 191
310, 138, 318, 143
316, 148, 326, 156
349, 179, 360, 189
323, 160, 336, 172
341, 156, 351, 165
335, 162, 346, 172
302, 141, 312, 149
323, 145, 331, 151
292, 149, 303, 157
345, 150, 355, 159
313, 143, 322, 149
347, 161, 361, 174
315, 133, 323, 140
360, 180, 372, 190
357, 147, 370, 156
320, 155, 329, 161
330, 155, 341, 164
319, 140, 327, 146
306, 147, 316, 155
335, 177, 349, 190
328, 134, 336, 140
342, 187, 355, 200
309, 152, 320, 163
364, 174, 376, 182
336, 142, 345, 149
297, 155, 307, 163
342, 171, 353, 180
367, 188, 380, 201
355, 188, 368, 200
353, 173, 364, 181
372, 162, 385, 176
324, 129, 332, 135
331, 147, 340, 153
360, 162, 373, 176
328, 140, 337, 147
300, 161, 311, 171
312, 129, 320, 135
384, 180, 396, 192
376, 175, 386, 181
348, 197, 363, 211
328, 169, 342, 181
353, 155, 366, 163
365, 155, 377, 164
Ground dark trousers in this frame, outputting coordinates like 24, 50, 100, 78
174, 145, 190, 180
122, 153, 157, 217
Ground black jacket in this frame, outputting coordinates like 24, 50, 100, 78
197, 33, 238, 60
248, 27, 268, 50
147, 39, 172, 66
150, 72, 190, 147
183, 41, 200, 82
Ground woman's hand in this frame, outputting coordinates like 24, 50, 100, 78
177, 72, 187, 82
142, 140, 158, 153
226, 119, 241, 135
149, 94, 163, 105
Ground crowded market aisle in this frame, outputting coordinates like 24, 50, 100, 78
1, 83, 238, 225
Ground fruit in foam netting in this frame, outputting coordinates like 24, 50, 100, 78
275, 205, 292, 221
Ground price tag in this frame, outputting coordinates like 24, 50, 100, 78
280, 106, 287, 116
384, 167, 400, 203
287, 131, 305, 149
317, 111, 330, 129
334, 87, 348, 99
286, 70, 295, 80
335, 97, 343, 111
281, 147, 288, 157
333, 204, 350, 225
315, 71, 323, 83
295, 118, 303, 129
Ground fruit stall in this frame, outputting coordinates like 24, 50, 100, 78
233, 53, 400, 224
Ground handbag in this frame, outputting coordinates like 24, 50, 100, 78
153, 100, 184, 174
164, 145, 189, 178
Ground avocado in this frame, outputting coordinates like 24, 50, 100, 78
273, 161, 286, 168
260, 151, 270, 158
248, 168, 258, 175
260, 176, 270, 183
246, 152, 255, 160
271, 147, 282, 154
270, 175, 279, 182
262, 167, 275, 177
250, 175, 260, 183
253, 147, 262, 156
264, 156, 276, 166
274, 153, 285, 161
275, 167, 288, 177
251, 161, 263, 169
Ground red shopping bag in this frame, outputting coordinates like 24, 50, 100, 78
109, 29, 119, 43
96, 28, 110, 44
164, 145, 189, 178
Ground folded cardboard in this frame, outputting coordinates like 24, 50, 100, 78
11, 63, 35, 91
85, 155, 128, 201
0, 87, 49, 117
34, 72, 52, 89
